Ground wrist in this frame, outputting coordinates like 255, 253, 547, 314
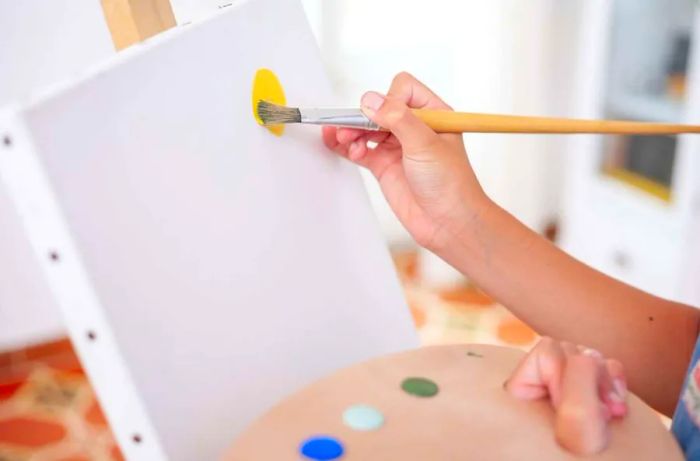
426, 193, 497, 257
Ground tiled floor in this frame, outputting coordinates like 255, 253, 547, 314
0, 247, 537, 460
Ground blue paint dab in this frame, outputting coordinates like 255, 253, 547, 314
299, 435, 344, 460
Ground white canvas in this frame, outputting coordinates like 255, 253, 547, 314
0, 0, 417, 459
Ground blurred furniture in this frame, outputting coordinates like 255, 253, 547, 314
561, 0, 700, 305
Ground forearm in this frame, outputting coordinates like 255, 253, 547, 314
434, 199, 700, 415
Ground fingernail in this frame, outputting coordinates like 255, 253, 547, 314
611, 401, 628, 418
581, 348, 602, 359
361, 91, 385, 113
613, 379, 627, 398
607, 390, 623, 403
349, 141, 361, 159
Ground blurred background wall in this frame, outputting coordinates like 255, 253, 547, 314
315, 0, 573, 241
312, 0, 584, 283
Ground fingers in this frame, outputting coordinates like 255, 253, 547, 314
386, 71, 452, 110
322, 126, 392, 157
604, 359, 628, 418
335, 127, 365, 145
555, 355, 609, 455
505, 337, 566, 405
347, 132, 395, 170
322, 126, 371, 159
326, 72, 456, 164
348, 134, 371, 162
337, 128, 393, 151
576, 346, 627, 418
559, 341, 580, 357
322, 126, 342, 152
360, 91, 440, 156
506, 338, 628, 456
322, 125, 401, 179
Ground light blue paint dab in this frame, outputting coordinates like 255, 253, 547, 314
342, 404, 384, 431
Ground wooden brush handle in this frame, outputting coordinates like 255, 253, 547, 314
412, 109, 700, 134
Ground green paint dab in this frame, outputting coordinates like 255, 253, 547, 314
401, 377, 439, 398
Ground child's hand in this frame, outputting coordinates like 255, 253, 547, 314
322, 72, 490, 251
323, 73, 690, 422
505, 337, 628, 455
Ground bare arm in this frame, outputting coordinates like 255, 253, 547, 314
433, 199, 699, 415
323, 71, 700, 416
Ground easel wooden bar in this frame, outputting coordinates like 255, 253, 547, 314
100, 0, 176, 50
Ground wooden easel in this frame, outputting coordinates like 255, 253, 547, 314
100, 0, 176, 50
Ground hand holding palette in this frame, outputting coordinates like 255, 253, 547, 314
225, 344, 682, 460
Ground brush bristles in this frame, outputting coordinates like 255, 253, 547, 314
257, 100, 301, 125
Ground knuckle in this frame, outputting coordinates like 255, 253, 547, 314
392, 71, 414, 87
560, 341, 575, 352
413, 136, 442, 154
569, 354, 600, 372
579, 346, 603, 359
381, 102, 411, 127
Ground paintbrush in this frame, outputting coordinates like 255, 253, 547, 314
256, 100, 700, 135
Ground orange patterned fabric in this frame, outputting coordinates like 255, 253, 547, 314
0, 339, 123, 461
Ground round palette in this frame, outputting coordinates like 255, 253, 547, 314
225, 344, 683, 460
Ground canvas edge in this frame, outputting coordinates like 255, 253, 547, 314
10, 0, 252, 115
0, 108, 168, 460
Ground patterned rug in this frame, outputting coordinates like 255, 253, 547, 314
0, 339, 122, 461
393, 248, 538, 349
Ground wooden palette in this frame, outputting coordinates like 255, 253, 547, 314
226, 344, 683, 460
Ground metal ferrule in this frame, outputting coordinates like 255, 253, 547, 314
299, 108, 381, 130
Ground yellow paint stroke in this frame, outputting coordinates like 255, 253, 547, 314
252, 68, 286, 136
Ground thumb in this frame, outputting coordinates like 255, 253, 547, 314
555, 355, 609, 455
361, 91, 439, 155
